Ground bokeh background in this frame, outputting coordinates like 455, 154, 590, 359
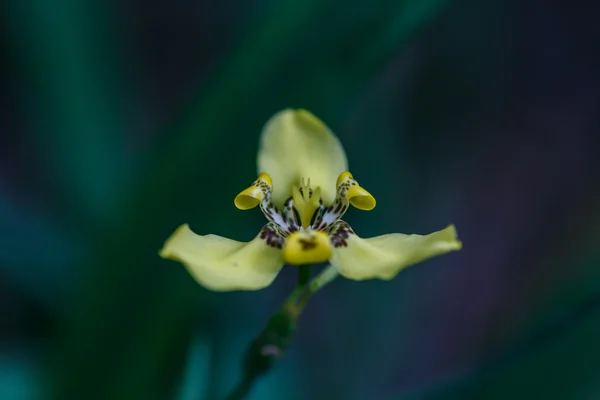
1, 0, 600, 399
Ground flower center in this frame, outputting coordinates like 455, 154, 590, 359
282, 230, 332, 265
291, 177, 322, 229
234, 171, 376, 263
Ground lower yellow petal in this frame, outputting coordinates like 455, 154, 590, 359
159, 224, 284, 291
330, 225, 462, 280
282, 230, 332, 265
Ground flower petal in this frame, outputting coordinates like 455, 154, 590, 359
159, 224, 284, 291
282, 230, 332, 265
257, 109, 348, 207
330, 225, 462, 280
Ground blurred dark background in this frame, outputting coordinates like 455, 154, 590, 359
1, 0, 600, 399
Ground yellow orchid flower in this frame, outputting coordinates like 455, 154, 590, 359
160, 109, 462, 291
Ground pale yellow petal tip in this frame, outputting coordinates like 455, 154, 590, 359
269, 108, 331, 138
293, 108, 329, 132
444, 224, 463, 251
266, 108, 330, 137
159, 223, 191, 260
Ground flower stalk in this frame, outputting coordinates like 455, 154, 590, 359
224, 264, 337, 400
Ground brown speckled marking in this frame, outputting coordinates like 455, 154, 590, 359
328, 220, 355, 248
298, 238, 318, 251
241, 173, 368, 250
333, 202, 343, 214
259, 223, 286, 249
309, 175, 358, 231
253, 180, 300, 232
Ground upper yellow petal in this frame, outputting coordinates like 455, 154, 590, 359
160, 224, 284, 291
257, 109, 348, 208
330, 225, 462, 281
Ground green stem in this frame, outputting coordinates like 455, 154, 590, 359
295, 264, 339, 311
298, 264, 311, 286
284, 265, 311, 307
223, 265, 338, 400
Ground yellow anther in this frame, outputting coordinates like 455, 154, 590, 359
257, 172, 272, 187
336, 171, 353, 187
234, 173, 272, 210
282, 230, 332, 265
336, 171, 376, 211
292, 178, 321, 228
234, 187, 262, 210
347, 185, 376, 210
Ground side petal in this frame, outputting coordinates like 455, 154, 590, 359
330, 225, 462, 281
159, 224, 284, 291
257, 109, 348, 207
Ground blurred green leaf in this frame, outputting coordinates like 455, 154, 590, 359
3, 0, 130, 223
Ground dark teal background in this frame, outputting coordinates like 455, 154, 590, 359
1, 0, 599, 399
